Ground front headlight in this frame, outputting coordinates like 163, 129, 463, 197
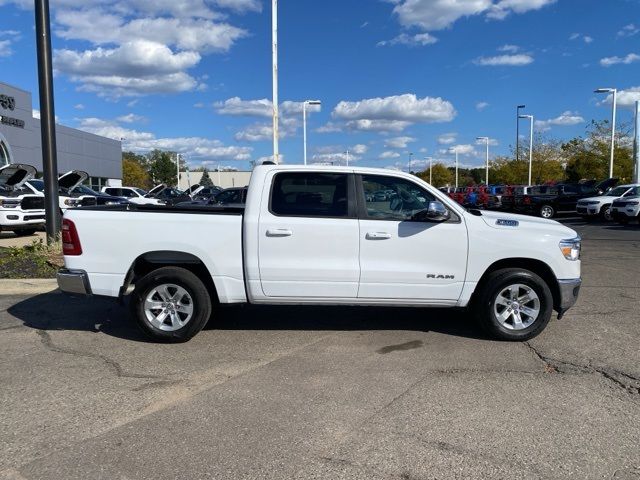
585, 201, 600, 205
64, 198, 80, 206
559, 237, 581, 261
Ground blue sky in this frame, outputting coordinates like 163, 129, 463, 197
1, 0, 639, 171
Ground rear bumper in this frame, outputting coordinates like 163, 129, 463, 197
57, 268, 92, 295
556, 278, 581, 318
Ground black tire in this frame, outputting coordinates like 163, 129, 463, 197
539, 204, 555, 219
474, 268, 554, 341
599, 204, 612, 221
130, 266, 212, 343
14, 229, 37, 236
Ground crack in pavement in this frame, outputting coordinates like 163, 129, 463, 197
524, 342, 640, 395
35, 330, 161, 380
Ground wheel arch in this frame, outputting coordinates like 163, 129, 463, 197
472, 258, 560, 312
120, 250, 219, 304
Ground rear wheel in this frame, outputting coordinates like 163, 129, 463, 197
539, 204, 555, 219
474, 268, 553, 341
130, 266, 212, 342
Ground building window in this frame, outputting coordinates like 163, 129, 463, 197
85, 176, 108, 191
0, 141, 9, 167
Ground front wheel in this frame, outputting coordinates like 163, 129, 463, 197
130, 266, 212, 342
539, 204, 555, 219
600, 205, 613, 221
474, 268, 554, 341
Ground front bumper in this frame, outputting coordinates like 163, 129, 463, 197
556, 278, 581, 318
0, 210, 46, 229
57, 268, 92, 295
577, 205, 598, 216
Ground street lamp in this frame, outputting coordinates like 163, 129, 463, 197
516, 105, 526, 162
450, 146, 459, 189
519, 115, 534, 186
408, 152, 414, 172
476, 136, 490, 185
271, 0, 279, 164
595, 87, 617, 178
302, 100, 321, 165
426, 157, 433, 185
345, 149, 350, 166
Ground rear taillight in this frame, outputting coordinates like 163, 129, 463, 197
62, 218, 82, 256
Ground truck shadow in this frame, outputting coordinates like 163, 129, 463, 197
8, 291, 489, 342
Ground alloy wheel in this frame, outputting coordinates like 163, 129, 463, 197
492, 283, 540, 330
144, 284, 194, 331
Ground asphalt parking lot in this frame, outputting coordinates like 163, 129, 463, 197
1, 218, 638, 480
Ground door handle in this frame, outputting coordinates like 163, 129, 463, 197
266, 228, 293, 237
366, 232, 392, 240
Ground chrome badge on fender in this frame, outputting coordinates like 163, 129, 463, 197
496, 219, 519, 227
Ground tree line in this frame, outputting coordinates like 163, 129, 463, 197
415, 119, 636, 187
122, 149, 214, 189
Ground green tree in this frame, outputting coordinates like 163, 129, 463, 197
122, 158, 150, 188
416, 162, 454, 187
562, 120, 633, 182
200, 167, 213, 187
147, 150, 178, 186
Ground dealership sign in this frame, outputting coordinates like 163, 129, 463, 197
0, 94, 24, 128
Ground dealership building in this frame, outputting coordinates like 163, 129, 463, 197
0, 82, 122, 190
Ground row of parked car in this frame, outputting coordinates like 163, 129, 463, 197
439, 178, 640, 224
0, 163, 248, 236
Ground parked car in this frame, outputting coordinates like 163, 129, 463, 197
177, 186, 247, 207
192, 186, 222, 202
56, 171, 98, 212
0, 163, 45, 236
515, 179, 618, 218
145, 184, 192, 206
611, 195, 640, 224
576, 184, 640, 221
58, 164, 581, 343
70, 185, 129, 206
101, 186, 164, 205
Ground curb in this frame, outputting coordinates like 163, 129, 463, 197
0, 279, 58, 295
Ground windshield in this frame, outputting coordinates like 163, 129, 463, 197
608, 186, 634, 197
28, 180, 45, 191
135, 188, 147, 195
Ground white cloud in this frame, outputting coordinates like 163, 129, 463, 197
385, 136, 416, 148
315, 122, 343, 134
474, 53, 534, 66
618, 24, 639, 38
569, 33, 593, 44
380, 151, 401, 159
534, 111, 584, 131
332, 93, 456, 133
73, 103, 85, 110
377, 32, 438, 47
440, 144, 477, 156
116, 113, 146, 123
603, 87, 640, 109
0, 40, 12, 57
77, 116, 252, 161
475, 101, 490, 111
600, 53, 640, 67
351, 144, 368, 154
234, 117, 299, 142
474, 137, 498, 146
437, 132, 457, 145
214, 97, 321, 117
498, 44, 519, 52
212, 0, 261, 13
390, 0, 555, 31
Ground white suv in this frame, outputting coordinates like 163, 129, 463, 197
0, 164, 45, 236
576, 184, 640, 221
611, 195, 640, 224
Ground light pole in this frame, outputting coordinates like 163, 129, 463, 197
176, 153, 181, 188
345, 149, 350, 166
476, 136, 490, 185
272, 0, 279, 164
634, 101, 640, 184
516, 104, 525, 162
426, 157, 433, 184
450, 147, 459, 189
303, 100, 321, 166
595, 87, 617, 178
518, 115, 534, 186
408, 152, 414, 172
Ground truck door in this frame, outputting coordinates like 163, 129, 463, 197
258, 171, 360, 298
357, 174, 468, 302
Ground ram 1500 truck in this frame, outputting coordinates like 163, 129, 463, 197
57, 165, 582, 342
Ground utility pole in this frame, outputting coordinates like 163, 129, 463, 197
634, 101, 640, 184
426, 157, 432, 185
477, 137, 490, 184
271, 0, 279, 164
35, 0, 60, 243
302, 100, 321, 166
345, 149, 350, 167
176, 153, 181, 188
595, 88, 617, 178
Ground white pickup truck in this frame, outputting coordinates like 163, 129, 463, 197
58, 165, 582, 342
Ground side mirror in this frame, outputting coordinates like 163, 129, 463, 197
412, 201, 450, 222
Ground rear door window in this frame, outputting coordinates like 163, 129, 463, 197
270, 173, 351, 217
